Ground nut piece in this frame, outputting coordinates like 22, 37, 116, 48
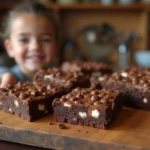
64, 102, 71, 108
38, 104, 45, 111
91, 109, 100, 118
121, 72, 128, 78
79, 112, 87, 118
100, 99, 105, 103
14, 100, 19, 107
98, 77, 104, 81
9, 108, 12, 113
143, 98, 148, 104
44, 75, 53, 80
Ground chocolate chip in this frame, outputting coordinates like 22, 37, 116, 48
104, 95, 110, 101
66, 94, 73, 99
99, 93, 105, 97
74, 87, 80, 92
84, 94, 91, 99
56, 72, 61, 77
91, 90, 98, 95
76, 93, 83, 99
60, 97, 67, 102
94, 101, 101, 106
91, 95, 99, 101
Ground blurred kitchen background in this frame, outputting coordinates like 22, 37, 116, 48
1, 0, 150, 69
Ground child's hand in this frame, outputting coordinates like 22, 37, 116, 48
0, 73, 17, 88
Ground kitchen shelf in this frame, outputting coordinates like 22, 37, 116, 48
0, 2, 150, 63
50, 3, 145, 11
1, 2, 150, 11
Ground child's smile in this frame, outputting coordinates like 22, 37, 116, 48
5, 13, 57, 76
26, 53, 46, 63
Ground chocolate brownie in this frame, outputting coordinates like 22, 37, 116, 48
61, 61, 113, 74
61, 61, 113, 88
101, 66, 150, 110
33, 67, 90, 90
53, 87, 123, 129
0, 81, 65, 121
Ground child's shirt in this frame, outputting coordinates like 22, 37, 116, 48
0, 65, 29, 82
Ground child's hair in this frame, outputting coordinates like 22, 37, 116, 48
0, 0, 60, 41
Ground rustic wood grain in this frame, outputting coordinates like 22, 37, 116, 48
0, 107, 149, 150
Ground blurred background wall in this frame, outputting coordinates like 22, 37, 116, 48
0, 0, 150, 68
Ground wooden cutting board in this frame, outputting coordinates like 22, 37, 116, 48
0, 107, 149, 150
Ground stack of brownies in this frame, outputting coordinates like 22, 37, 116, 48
0, 61, 148, 129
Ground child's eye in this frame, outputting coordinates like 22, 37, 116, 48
41, 37, 52, 43
18, 38, 29, 43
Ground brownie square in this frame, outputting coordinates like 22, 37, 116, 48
61, 61, 113, 74
0, 81, 65, 121
101, 66, 150, 110
33, 67, 90, 90
53, 87, 123, 129
61, 61, 113, 88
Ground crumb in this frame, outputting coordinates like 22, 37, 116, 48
58, 123, 66, 129
48, 122, 53, 125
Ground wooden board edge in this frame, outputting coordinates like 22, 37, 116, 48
0, 126, 148, 150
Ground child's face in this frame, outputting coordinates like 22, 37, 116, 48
5, 13, 57, 74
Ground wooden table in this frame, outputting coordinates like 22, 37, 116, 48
0, 107, 149, 150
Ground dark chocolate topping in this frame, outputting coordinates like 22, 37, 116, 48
104, 66, 150, 91
54, 87, 120, 108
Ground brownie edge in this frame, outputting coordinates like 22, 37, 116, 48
0, 82, 66, 121
101, 66, 150, 110
53, 87, 124, 129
